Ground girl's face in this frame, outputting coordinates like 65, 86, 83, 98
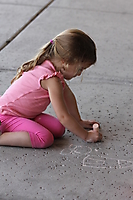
60, 62, 91, 80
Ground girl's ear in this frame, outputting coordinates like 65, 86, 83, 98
62, 62, 69, 69
60, 62, 68, 73
60, 65, 66, 73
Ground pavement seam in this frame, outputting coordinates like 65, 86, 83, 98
0, 0, 54, 52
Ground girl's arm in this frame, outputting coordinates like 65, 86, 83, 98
63, 81, 99, 129
41, 77, 101, 142
63, 81, 81, 121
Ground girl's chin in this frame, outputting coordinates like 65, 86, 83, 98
64, 77, 72, 80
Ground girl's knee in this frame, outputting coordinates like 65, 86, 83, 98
30, 130, 54, 149
54, 124, 65, 138
40, 133, 54, 148
34, 113, 65, 138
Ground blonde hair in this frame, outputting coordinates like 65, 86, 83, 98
11, 29, 96, 84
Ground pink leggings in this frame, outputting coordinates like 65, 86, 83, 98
0, 113, 65, 148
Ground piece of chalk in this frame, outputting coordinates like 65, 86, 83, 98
93, 123, 99, 132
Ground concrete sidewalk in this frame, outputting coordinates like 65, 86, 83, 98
0, 0, 133, 199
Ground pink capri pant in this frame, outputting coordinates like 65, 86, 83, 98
0, 113, 65, 148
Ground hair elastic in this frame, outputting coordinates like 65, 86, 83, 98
50, 40, 54, 44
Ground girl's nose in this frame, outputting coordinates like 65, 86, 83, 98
77, 71, 82, 76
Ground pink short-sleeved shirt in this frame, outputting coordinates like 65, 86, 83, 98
0, 60, 65, 119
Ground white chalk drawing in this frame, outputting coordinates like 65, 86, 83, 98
83, 155, 133, 169
60, 144, 133, 169
60, 144, 92, 155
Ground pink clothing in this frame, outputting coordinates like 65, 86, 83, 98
0, 113, 65, 148
0, 60, 65, 148
0, 60, 65, 119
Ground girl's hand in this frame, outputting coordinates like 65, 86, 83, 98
86, 124, 102, 142
79, 119, 100, 129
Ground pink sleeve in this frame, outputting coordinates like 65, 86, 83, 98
40, 71, 65, 89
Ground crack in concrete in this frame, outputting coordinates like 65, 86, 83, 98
0, 0, 54, 52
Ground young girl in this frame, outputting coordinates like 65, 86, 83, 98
0, 29, 102, 148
